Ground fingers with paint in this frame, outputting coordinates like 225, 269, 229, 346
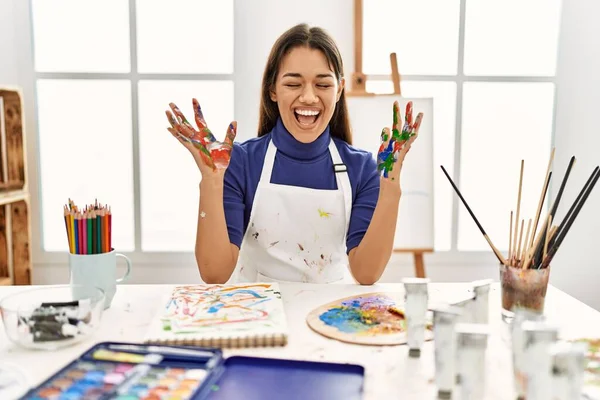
165, 98, 237, 171
377, 101, 423, 178
377, 128, 397, 178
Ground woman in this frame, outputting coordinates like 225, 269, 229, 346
166, 24, 423, 285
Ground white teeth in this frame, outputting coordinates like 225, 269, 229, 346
295, 109, 320, 116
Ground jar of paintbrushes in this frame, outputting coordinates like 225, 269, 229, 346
441, 150, 599, 324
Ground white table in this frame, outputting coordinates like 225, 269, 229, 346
1, 282, 599, 399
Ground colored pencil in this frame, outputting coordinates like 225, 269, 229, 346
108, 207, 112, 252
92, 211, 97, 254
82, 213, 87, 254
87, 212, 92, 254
97, 211, 102, 253
74, 213, 79, 254
63, 199, 113, 254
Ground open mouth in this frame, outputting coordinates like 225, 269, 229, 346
294, 109, 321, 128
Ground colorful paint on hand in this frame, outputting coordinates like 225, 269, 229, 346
318, 294, 408, 335
165, 99, 236, 171
377, 101, 423, 178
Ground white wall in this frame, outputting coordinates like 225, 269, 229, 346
550, 0, 600, 310
0, 0, 18, 84
233, 0, 355, 140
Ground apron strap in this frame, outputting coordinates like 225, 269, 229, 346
328, 140, 352, 244
260, 139, 278, 183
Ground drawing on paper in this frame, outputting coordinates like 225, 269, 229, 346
306, 292, 434, 346
160, 284, 284, 334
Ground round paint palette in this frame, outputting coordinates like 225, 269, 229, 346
306, 292, 434, 345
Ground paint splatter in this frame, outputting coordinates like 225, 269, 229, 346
269, 241, 279, 248
252, 232, 259, 240
298, 243, 304, 251
319, 295, 407, 335
318, 208, 333, 218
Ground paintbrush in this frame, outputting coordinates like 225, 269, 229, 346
530, 156, 576, 267
440, 165, 506, 265
539, 167, 600, 268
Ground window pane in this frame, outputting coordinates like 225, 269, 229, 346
363, 0, 460, 75
31, 0, 130, 72
136, 0, 233, 74
366, 81, 457, 251
458, 83, 555, 252
37, 80, 135, 251
138, 80, 234, 251
464, 0, 561, 76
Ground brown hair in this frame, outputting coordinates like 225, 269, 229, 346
257, 23, 352, 144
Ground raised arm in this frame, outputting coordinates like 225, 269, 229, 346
166, 99, 239, 283
348, 101, 423, 284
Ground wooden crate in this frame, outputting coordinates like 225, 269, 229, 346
0, 87, 32, 285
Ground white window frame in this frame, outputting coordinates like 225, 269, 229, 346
14, 0, 558, 274
18, 0, 239, 269
360, 0, 558, 258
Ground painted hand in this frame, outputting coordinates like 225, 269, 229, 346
376, 101, 423, 182
165, 98, 237, 173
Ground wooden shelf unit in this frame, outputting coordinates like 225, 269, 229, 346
0, 87, 32, 286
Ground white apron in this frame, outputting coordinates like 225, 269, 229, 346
234, 138, 354, 284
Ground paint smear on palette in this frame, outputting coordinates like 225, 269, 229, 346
318, 295, 407, 335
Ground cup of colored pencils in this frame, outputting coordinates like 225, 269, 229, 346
63, 198, 112, 254
441, 149, 600, 323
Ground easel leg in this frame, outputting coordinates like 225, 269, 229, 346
413, 252, 426, 278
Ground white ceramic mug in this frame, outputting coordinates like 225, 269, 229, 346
68, 250, 132, 309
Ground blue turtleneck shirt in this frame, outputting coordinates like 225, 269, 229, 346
223, 117, 380, 254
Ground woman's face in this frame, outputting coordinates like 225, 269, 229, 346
271, 46, 344, 143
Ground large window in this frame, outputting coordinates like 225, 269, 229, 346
31, 0, 234, 253
27, 0, 562, 261
361, 0, 561, 252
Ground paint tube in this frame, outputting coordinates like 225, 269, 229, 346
510, 307, 545, 399
431, 305, 463, 399
455, 323, 489, 400
521, 321, 559, 400
471, 279, 492, 324
402, 278, 430, 357
550, 341, 587, 400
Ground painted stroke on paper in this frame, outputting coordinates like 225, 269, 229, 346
161, 284, 281, 334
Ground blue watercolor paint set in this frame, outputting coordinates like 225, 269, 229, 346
21, 341, 365, 400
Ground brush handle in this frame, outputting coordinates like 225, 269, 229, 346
541, 167, 599, 267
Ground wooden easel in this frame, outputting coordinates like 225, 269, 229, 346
346, 0, 433, 278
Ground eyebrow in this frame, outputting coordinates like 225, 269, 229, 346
281, 72, 335, 79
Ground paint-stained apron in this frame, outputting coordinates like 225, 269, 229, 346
233, 138, 354, 284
